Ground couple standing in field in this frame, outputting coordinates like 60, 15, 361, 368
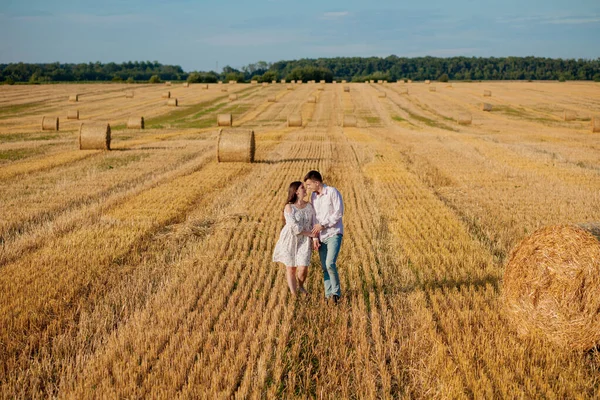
272, 170, 344, 303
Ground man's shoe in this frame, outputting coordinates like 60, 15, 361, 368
332, 295, 340, 304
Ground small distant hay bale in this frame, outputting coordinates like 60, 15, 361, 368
378, 92, 386, 98
201, 84, 209, 89
272, 80, 277, 84
167, 98, 178, 106
183, 82, 190, 87
262, 82, 268, 87
281, 79, 286, 84
483, 90, 492, 97
318, 85, 325, 91
377, 80, 383, 84
342, 80, 347, 84
69, 94, 79, 102
287, 85, 294, 90
344, 86, 350, 92
320, 80, 325, 84
398, 88, 409, 94
41, 116, 59, 131
251, 80, 258, 85
502, 223, 600, 351
290, 80, 296, 84
563, 110, 577, 121
218, 81, 223, 84
369, 80, 375, 84
127, 116, 144, 129
307, 96, 316, 103
216, 128, 255, 163
342, 115, 357, 127
309, 80, 316, 84
429, 86, 436, 92
217, 114, 232, 127
287, 114, 302, 127
268, 96, 276, 102
593, 117, 600, 133
456, 114, 472, 125
482, 103, 493, 112
425, 80, 431, 84
165, 81, 172, 86
162, 91, 171, 99
229, 94, 238, 101
384, 80, 388, 84
229, 80, 236, 85
79, 122, 110, 150
125, 91, 134, 98
221, 88, 228, 92
408, 79, 413, 83
67, 110, 79, 120
296, 80, 302, 84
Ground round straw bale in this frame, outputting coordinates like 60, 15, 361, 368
69, 94, 79, 102
408, 79, 413, 83
502, 223, 600, 350
218, 81, 223, 84
251, 80, 258, 85
425, 80, 431, 84
591, 117, 600, 133
320, 80, 326, 84
67, 110, 79, 120
287, 85, 294, 90
307, 96, 316, 103
167, 98, 178, 106
79, 122, 110, 150
216, 128, 255, 163
318, 85, 325, 91
341, 80, 347, 84
162, 91, 171, 99
429, 86, 437, 92
125, 91, 134, 98
229, 80, 236, 85
296, 80, 302, 84
482, 103, 493, 112
384, 80, 388, 84
221, 88, 228, 92
262, 82, 268, 87
229, 94, 238, 101
183, 82, 189, 87
344, 86, 350, 92
272, 80, 277, 84
201, 84, 209, 89
288, 114, 302, 127
41, 116, 59, 131
563, 110, 577, 121
343, 115, 357, 127
377, 80, 383, 84
127, 116, 144, 129
378, 92, 386, 98
165, 81, 172, 86
309, 80, 315, 84
281, 79, 286, 84
217, 114, 232, 127
483, 90, 492, 97
290, 80, 296, 84
369, 80, 375, 84
456, 114, 472, 125
398, 88, 409, 94
268, 96, 277, 102
332, 80, 337, 84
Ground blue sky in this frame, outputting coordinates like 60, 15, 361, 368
0, 0, 598, 72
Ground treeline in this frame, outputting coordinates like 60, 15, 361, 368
2, 56, 600, 84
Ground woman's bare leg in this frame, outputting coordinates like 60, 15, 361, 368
286, 266, 298, 295
297, 266, 308, 293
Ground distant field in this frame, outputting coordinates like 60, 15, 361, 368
0, 81, 599, 398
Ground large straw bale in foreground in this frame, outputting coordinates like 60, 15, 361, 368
217, 114, 232, 127
251, 80, 258, 85
127, 117, 144, 129
503, 224, 600, 350
482, 103, 493, 112
592, 117, 600, 133
342, 116, 357, 127
79, 122, 110, 150
41, 116, 59, 131
67, 110, 79, 120
167, 98, 178, 106
183, 82, 189, 87
201, 84, 209, 90
344, 86, 350, 92
456, 114, 472, 125
69, 94, 79, 102
216, 128, 255, 163
162, 91, 171, 99
563, 110, 577, 121
288, 114, 302, 127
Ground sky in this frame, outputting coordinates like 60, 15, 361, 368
0, 0, 599, 72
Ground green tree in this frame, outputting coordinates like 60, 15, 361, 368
149, 75, 161, 83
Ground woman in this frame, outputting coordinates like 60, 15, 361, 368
272, 181, 316, 295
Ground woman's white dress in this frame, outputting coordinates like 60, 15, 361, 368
272, 204, 315, 267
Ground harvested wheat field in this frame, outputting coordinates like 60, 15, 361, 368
1, 81, 600, 398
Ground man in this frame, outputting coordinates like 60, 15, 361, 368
304, 170, 344, 303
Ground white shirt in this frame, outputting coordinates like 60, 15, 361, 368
311, 184, 344, 241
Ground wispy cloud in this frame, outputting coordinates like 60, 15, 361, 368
61, 13, 151, 24
543, 16, 600, 25
198, 31, 299, 47
321, 11, 349, 20
498, 14, 600, 25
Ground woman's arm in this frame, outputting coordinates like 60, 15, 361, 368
283, 205, 303, 235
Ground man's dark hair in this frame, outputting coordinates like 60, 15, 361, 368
303, 170, 322, 182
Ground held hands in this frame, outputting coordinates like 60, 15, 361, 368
311, 224, 324, 236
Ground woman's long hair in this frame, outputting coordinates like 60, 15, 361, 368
282, 181, 302, 222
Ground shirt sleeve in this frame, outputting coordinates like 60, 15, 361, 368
323, 188, 344, 228
284, 207, 303, 235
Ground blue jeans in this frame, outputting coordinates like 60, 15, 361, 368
318, 234, 343, 298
